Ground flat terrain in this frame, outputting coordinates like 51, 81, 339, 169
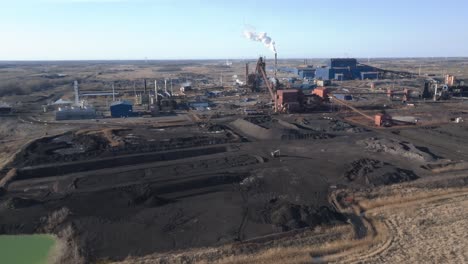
0, 58, 467, 263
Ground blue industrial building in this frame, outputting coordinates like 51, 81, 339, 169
315, 58, 380, 81
328, 58, 357, 68
294, 66, 315, 79
360, 72, 379, 80
110, 100, 133, 118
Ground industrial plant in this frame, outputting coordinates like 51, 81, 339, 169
0, 29, 468, 264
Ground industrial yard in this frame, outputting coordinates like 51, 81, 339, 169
1, 57, 468, 264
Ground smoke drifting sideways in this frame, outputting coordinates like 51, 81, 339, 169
243, 30, 277, 53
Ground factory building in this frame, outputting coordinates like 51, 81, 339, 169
294, 66, 316, 79
315, 58, 380, 81
110, 100, 133, 118
276, 89, 302, 112
56, 107, 96, 120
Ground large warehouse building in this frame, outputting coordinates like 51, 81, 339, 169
315, 58, 380, 81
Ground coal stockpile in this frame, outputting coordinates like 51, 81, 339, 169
12, 132, 239, 168
248, 199, 346, 232
344, 158, 419, 186
357, 138, 440, 163
230, 118, 335, 141
16, 146, 229, 180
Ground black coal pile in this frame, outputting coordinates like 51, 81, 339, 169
124, 185, 173, 207
0, 197, 39, 210
357, 137, 440, 163
345, 158, 419, 186
249, 198, 345, 232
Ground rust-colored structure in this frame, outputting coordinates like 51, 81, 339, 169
276, 89, 303, 112
312, 87, 329, 99
445, 74, 456, 86
374, 113, 391, 127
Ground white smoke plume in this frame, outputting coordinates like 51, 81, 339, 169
243, 30, 277, 53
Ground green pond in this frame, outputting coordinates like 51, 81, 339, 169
0, 234, 56, 264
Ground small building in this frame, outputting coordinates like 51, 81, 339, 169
294, 66, 315, 79
315, 80, 331, 87
182, 85, 192, 91
374, 113, 391, 127
333, 94, 353, 101
110, 100, 133, 118
0, 102, 12, 114
312, 87, 329, 98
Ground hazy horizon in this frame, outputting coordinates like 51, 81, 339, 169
1, 57, 467, 63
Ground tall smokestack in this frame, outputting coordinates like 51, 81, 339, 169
144, 79, 147, 94
164, 79, 167, 93
245, 63, 249, 84
274, 53, 278, 78
73, 80, 79, 106
154, 80, 158, 103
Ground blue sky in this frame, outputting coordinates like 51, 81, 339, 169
1, 0, 467, 60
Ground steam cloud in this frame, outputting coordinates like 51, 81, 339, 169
243, 30, 277, 53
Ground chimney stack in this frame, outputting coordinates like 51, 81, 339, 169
73, 80, 80, 106
274, 53, 278, 78
154, 80, 158, 103
245, 63, 249, 84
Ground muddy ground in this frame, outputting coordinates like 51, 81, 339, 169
1, 113, 468, 262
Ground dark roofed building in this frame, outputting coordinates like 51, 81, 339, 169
110, 100, 133, 118
328, 58, 357, 68
315, 58, 380, 81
